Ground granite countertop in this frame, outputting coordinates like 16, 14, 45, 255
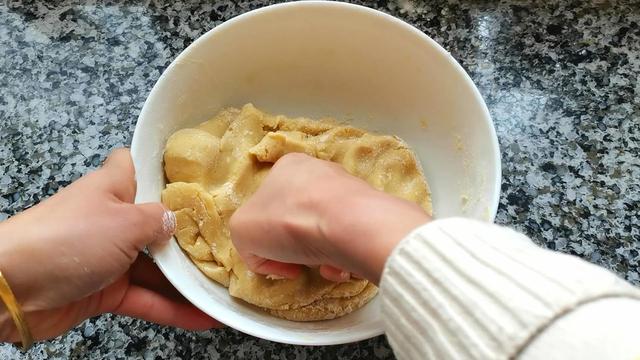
1, 0, 639, 358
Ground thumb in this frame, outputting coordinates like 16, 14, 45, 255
131, 203, 176, 249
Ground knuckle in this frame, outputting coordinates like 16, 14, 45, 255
229, 209, 243, 230
229, 212, 246, 243
276, 152, 306, 168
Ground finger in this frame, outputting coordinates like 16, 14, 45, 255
130, 254, 185, 301
246, 255, 302, 279
100, 148, 137, 202
130, 203, 176, 249
319, 264, 351, 282
113, 284, 222, 331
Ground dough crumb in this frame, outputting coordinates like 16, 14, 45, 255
266, 274, 286, 280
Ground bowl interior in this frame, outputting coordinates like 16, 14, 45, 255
132, 1, 500, 346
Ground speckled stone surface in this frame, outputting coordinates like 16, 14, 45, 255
1, 0, 639, 358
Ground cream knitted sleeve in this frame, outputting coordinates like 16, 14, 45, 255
379, 218, 640, 360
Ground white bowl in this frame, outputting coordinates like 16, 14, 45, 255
131, 1, 500, 346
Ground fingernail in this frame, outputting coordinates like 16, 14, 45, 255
161, 210, 177, 236
339, 271, 351, 282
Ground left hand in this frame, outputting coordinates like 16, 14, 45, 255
0, 148, 221, 343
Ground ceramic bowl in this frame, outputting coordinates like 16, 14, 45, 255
131, 1, 500, 346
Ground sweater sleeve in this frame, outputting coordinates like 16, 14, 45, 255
379, 218, 640, 360
519, 297, 640, 360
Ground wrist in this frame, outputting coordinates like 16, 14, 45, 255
0, 219, 34, 343
321, 189, 430, 284
0, 220, 36, 311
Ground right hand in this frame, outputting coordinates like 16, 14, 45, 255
230, 153, 430, 284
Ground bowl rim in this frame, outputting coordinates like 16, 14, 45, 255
132, 0, 501, 346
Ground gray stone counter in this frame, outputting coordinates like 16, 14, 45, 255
1, 0, 638, 358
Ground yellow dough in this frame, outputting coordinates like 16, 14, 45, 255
161, 104, 432, 321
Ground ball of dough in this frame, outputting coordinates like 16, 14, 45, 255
164, 128, 220, 183
161, 104, 432, 322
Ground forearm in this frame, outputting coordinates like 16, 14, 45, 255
379, 218, 640, 359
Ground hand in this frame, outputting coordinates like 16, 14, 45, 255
0, 149, 220, 344
230, 153, 430, 285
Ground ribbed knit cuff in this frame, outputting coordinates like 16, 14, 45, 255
380, 218, 640, 360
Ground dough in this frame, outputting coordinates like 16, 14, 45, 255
161, 104, 432, 321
